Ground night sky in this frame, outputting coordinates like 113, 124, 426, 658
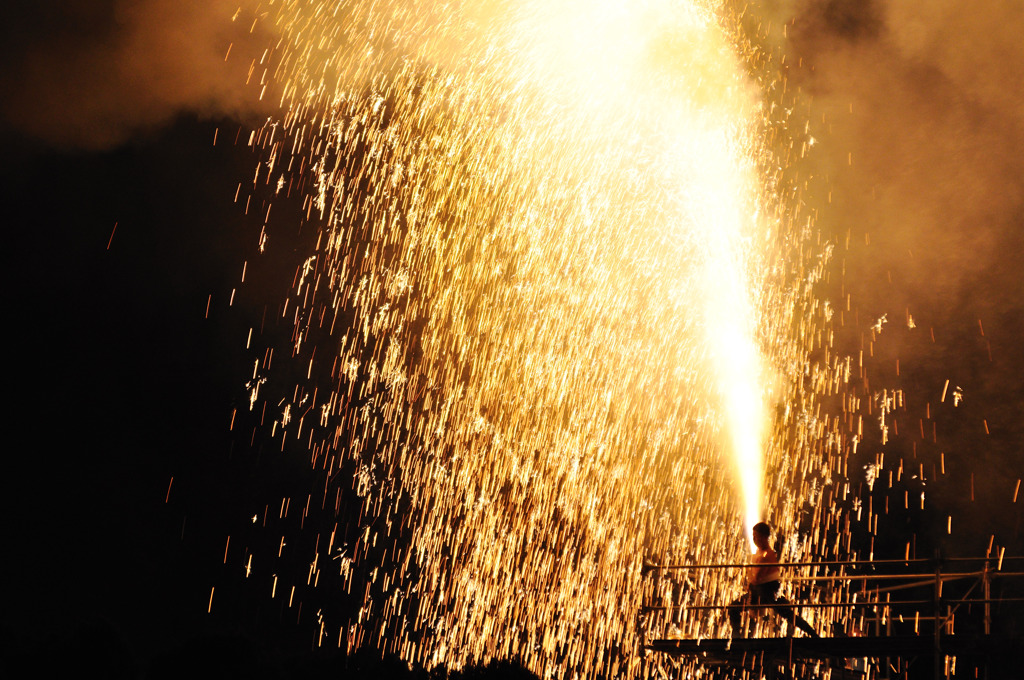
2, 1, 1022, 677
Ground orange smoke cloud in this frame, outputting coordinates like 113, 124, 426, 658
0, 0, 277, 149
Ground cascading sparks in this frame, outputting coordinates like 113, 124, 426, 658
237, 0, 842, 676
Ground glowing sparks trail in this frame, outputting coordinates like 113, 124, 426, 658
231, 0, 845, 676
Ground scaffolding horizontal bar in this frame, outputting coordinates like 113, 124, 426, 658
646, 634, 1000, 659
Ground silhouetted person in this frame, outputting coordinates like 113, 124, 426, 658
728, 522, 818, 639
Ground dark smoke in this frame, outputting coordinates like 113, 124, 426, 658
787, 0, 1024, 309
782, 0, 1024, 556
0, 0, 277, 149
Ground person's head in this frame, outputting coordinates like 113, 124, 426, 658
752, 522, 771, 549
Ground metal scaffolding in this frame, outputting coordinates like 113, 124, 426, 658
641, 555, 1023, 679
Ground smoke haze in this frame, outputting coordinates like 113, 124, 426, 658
780, 0, 1024, 554
786, 0, 1024, 312
0, 0, 276, 149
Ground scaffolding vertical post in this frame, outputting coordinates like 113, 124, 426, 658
983, 559, 991, 636
934, 551, 943, 680
884, 593, 892, 680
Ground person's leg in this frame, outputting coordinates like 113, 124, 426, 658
727, 592, 748, 637
791, 609, 819, 637
742, 585, 773, 637
758, 582, 790, 636
771, 593, 798, 637
769, 587, 819, 638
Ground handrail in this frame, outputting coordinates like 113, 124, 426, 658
642, 601, 931, 612
642, 558, 1022, 571
644, 558, 933, 570
639, 597, 1024, 613
785, 570, 1024, 583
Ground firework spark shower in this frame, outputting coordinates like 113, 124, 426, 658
6, 0, 1024, 677
234, 0, 842, 675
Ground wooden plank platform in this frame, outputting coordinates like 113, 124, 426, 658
647, 635, 993, 660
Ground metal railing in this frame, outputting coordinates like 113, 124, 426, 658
641, 555, 1023, 679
